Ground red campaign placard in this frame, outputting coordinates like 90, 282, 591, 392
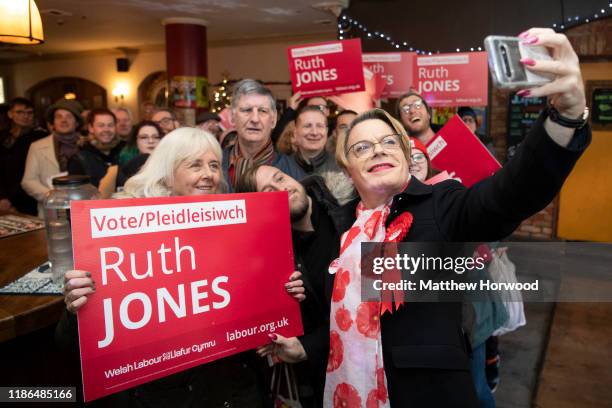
363, 52, 415, 98
426, 115, 501, 187
71, 192, 302, 402
287, 38, 365, 97
413, 52, 488, 107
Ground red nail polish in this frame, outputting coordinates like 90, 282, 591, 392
517, 89, 531, 97
521, 36, 538, 45
520, 58, 536, 66
268, 333, 278, 340
518, 30, 530, 39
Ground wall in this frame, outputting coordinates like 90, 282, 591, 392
556, 61, 612, 242
5, 32, 332, 117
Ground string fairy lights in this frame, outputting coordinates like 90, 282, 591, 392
337, 2, 612, 54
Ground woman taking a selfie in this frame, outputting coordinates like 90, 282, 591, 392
265, 27, 590, 407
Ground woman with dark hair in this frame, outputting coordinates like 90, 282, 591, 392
98, 120, 163, 198
407, 137, 441, 182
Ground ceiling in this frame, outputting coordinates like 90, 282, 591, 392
2, 0, 610, 61
348, 0, 611, 54
0, 0, 341, 60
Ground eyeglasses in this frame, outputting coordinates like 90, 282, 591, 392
312, 104, 328, 113
411, 152, 427, 163
400, 100, 424, 114
347, 134, 401, 158
154, 117, 174, 126
137, 135, 162, 142
13, 110, 34, 116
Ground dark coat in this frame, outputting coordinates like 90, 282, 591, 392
0, 127, 48, 214
68, 142, 123, 187
291, 176, 342, 407
324, 112, 590, 407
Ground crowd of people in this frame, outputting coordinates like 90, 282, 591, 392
2, 28, 592, 407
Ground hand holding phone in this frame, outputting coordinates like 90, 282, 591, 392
486, 28, 586, 119
485, 35, 554, 89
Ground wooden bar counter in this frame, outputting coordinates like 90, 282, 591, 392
0, 229, 64, 342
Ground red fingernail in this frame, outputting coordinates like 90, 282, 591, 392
268, 333, 277, 340
520, 58, 536, 66
517, 89, 531, 97
521, 36, 538, 45
518, 30, 530, 39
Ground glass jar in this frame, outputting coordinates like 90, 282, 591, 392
43, 175, 99, 284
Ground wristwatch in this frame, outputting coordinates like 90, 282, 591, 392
547, 105, 589, 129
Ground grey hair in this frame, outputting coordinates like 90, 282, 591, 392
119, 127, 227, 198
230, 79, 276, 113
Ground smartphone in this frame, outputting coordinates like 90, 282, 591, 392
484, 36, 554, 89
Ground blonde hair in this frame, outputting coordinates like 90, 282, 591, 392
335, 108, 411, 170
120, 127, 226, 198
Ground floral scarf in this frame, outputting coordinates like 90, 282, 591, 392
324, 196, 414, 408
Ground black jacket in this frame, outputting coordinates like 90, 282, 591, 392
68, 142, 123, 187
0, 127, 48, 214
291, 176, 342, 407
324, 112, 590, 407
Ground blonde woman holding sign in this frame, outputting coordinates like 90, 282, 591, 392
59, 127, 305, 407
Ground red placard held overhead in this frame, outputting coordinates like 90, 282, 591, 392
413, 52, 488, 107
71, 192, 302, 402
426, 115, 501, 187
363, 52, 415, 98
287, 38, 365, 97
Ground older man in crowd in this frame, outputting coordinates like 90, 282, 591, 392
223, 79, 305, 189
22, 99, 84, 216
292, 106, 340, 176
68, 108, 122, 187
327, 109, 357, 155
112, 107, 133, 142
196, 111, 222, 140
151, 108, 180, 135
0, 97, 48, 214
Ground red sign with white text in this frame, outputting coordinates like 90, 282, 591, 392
71, 193, 302, 402
363, 52, 415, 98
426, 115, 501, 187
413, 52, 488, 107
287, 38, 365, 97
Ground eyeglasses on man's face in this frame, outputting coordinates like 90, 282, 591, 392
347, 134, 401, 159
154, 117, 174, 126
400, 100, 425, 114
13, 110, 34, 116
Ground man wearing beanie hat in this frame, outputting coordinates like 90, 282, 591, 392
22, 98, 84, 216
195, 111, 222, 140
